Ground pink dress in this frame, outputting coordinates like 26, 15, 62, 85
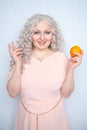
13, 51, 68, 130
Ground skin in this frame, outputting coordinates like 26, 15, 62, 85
7, 20, 83, 98
61, 52, 83, 97
31, 21, 54, 57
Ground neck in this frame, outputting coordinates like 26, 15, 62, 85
32, 48, 51, 56
31, 47, 54, 62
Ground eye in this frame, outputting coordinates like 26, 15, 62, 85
33, 31, 40, 35
45, 31, 51, 34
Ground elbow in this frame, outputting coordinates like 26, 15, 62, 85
7, 89, 18, 98
8, 92, 18, 98
62, 92, 72, 98
7, 86, 19, 98
61, 87, 75, 98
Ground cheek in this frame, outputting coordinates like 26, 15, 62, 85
47, 36, 52, 42
32, 36, 38, 42
48, 34, 52, 40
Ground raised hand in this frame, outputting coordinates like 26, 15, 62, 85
8, 42, 23, 66
68, 51, 83, 69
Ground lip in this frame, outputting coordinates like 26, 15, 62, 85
38, 41, 47, 45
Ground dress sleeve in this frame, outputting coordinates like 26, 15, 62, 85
63, 53, 69, 70
61, 52, 69, 78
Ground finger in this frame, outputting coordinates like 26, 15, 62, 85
71, 57, 80, 62
11, 42, 14, 52
70, 59, 77, 63
8, 42, 14, 54
13, 48, 23, 55
13, 48, 23, 52
14, 51, 23, 57
72, 52, 81, 57
8, 43, 11, 53
70, 57, 79, 63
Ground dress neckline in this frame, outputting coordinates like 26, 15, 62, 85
31, 51, 59, 63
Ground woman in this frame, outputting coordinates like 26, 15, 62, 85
7, 14, 83, 130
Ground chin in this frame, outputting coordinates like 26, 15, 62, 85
37, 46, 49, 50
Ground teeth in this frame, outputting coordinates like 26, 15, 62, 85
38, 41, 46, 45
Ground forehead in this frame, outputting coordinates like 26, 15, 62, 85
34, 20, 51, 30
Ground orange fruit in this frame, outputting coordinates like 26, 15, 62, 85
70, 45, 82, 57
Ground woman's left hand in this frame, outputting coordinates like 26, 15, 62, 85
68, 51, 83, 69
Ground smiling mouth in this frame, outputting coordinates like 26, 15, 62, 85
38, 41, 47, 46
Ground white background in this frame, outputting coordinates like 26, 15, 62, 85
0, 0, 87, 130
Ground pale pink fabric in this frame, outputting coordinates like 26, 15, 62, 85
14, 51, 68, 130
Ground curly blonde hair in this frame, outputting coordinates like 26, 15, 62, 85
10, 14, 64, 70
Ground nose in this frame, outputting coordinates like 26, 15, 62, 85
40, 33, 45, 40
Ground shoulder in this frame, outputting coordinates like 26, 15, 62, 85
55, 51, 69, 66
55, 51, 68, 59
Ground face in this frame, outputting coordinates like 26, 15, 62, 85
32, 20, 52, 50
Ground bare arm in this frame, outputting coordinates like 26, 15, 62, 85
7, 43, 23, 98
61, 67, 75, 98
61, 52, 83, 98
7, 64, 22, 98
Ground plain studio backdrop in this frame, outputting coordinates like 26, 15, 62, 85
0, 0, 87, 130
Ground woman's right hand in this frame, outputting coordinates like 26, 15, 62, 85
8, 42, 23, 66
